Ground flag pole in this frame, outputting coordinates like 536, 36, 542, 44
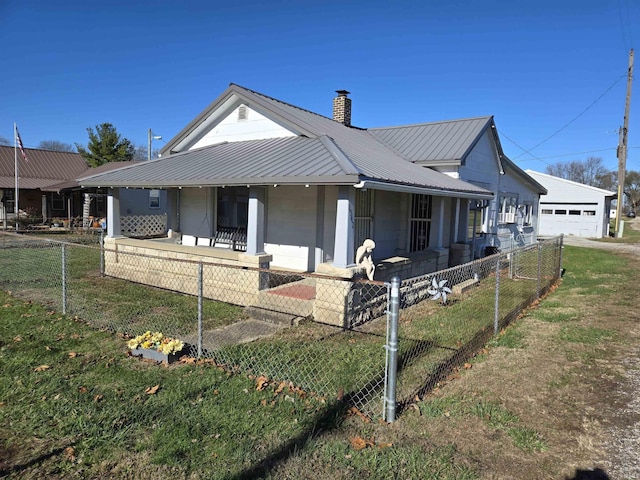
14, 122, 19, 231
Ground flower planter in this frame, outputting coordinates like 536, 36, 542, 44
130, 347, 184, 364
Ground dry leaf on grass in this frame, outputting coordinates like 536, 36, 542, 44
34, 365, 50, 372
255, 376, 268, 391
145, 384, 160, 395
274, 381, 287, 396
68, 351, 78, 358
350, 435, 375, 450
346, 406, 371, 423
64, 446, 75, 462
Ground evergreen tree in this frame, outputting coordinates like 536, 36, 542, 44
75, 123, 135, 167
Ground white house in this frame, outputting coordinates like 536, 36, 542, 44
526, 170, 614, 238
77, 84, 546, 325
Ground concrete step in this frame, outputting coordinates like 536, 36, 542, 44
244, 306, 303, 326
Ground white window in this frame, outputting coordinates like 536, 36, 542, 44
498, 195, 517, 224
468, 199, 488, 238
521, 203, 533, 226
409, 194, 432, 252
149, 189, 160, 209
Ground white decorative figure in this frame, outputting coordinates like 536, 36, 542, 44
355, 239, 376, 281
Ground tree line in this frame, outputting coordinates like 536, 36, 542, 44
0, 123, 159, 164
545, 156, 640, 213
2, 126, 638, 211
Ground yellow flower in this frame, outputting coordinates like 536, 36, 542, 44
128, 331, 184, 355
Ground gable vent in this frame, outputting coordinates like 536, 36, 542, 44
238, 105, 248, 121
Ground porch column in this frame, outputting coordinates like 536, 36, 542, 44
106, 188, 122, 238
452, 197, 460, 243
333, 185, 355, 268
433, 196, 445, 248
246, 186, 265, 255
458, 198, 469, 242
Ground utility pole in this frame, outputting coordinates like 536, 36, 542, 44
615, 49, 634, 237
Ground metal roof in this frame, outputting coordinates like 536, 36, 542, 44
81, 137, 491, 198
0, 146, 88, 189
82, 84, 493, 198
80, 137, 360, 187
368, 117, 493, 164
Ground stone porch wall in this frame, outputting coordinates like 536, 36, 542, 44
103, 237, 272, 307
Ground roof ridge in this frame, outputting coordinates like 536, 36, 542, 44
229, 83, 367, 130
369, 115, 493, 131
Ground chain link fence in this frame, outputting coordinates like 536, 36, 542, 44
0, 231, 562, 421
391, 236, 563, 415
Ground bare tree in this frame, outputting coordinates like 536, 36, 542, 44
38, 140, 75, 152
0, 136, 10, 146
625, 171, 640, 211
132, 144, 160, 162
545, 157, 611, 188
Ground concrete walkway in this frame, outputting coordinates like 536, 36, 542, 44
184, 318, 286, 351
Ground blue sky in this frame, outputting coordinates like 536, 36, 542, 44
1, 0, 638, 172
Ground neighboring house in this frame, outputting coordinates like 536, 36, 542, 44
50, 161, 172, 233
0, 146, 89, 225
0, 145, 169, 230
78, 84, 545, 325
526, 170, 614, 238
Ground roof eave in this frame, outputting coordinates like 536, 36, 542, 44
355, 180, 494, 199
80, 174, 362, 189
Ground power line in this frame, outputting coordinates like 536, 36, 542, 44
512, 74, 627, 160
518, 148, 617, 161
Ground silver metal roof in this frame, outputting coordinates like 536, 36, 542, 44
81, 84, 494, 198
368, 116, 493, 164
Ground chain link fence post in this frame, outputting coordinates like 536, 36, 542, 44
536, 242, 543, 298
558, 234, 564, 279
61, 243, 67, 315
197, 262, 203, 358
384, 276, 400, 423
494, 256, 501, 335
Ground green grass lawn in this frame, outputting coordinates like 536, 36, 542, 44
0, 235, 566, 478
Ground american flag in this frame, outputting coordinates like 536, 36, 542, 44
15, 126, 29, 163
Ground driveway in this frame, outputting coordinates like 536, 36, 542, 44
561, 220, 640, 479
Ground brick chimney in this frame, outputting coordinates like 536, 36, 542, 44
333, 90, 351, 126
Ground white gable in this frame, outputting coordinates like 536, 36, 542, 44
191, 104, 296, 150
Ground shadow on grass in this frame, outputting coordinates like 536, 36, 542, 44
228, 334, 460, 479
0, 444, 76, 478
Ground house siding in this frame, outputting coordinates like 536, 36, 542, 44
191, 105, 296, 149
265, 185, 318, 271
179, 187, 215, 237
